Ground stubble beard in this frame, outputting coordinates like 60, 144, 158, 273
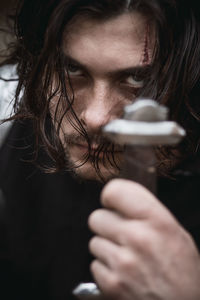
62, 132, 123, 183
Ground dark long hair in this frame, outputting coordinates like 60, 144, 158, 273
1, 0, 200, 178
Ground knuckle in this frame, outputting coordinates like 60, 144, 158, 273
90, 259, 97, 272
104, 275, 129, 300
101, 179, 125, 204
90, 261, 125, 299
104, 275, 121, 296
88, 209, 102, 228
90, 259, 100, 276
127, 226, 152, 251
116, 251, 134, 271
135, 231, 149, 247
108, 276, 120, 291
116, 229, 129, 245
88, 236, 97, 252
116, 222, 152, 250
115, 222, 136, 245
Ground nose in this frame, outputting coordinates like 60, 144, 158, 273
80, 82, 120, 133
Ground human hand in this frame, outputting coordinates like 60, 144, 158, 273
88, 179, 200, 300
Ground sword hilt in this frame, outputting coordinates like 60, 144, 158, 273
103, 98, 185, 193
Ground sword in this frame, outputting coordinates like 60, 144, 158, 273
103, 99, 185, 193
73, 98, 185, 299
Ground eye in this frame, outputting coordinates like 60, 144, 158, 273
67, 63, 83, 76
125, 75, 144, 88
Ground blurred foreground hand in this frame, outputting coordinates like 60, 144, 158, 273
88, 179, 200, 300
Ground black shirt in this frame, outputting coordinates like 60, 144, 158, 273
0, 121, 200, 299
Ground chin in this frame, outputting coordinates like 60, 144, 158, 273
65, 146, 122, 182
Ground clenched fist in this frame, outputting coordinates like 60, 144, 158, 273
88, 179, 200, 300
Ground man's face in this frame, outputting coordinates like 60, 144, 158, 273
51, 12, 154, 181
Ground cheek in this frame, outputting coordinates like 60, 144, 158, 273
48, 96, 73, 137
49, 99, 65, 129
70, 89, 89, 113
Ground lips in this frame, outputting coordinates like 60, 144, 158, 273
75, 143, 103, 154
74, 142, 123, 154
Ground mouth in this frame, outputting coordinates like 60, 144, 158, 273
73, 143, 105, 157
77, 143, 99, 151
73, 143, 123, 157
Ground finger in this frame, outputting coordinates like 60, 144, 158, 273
101, 178, 169, 220
90, 260, 119, 299
89, 236, 122, 269
88, 209, 127, 245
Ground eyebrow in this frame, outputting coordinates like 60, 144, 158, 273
62, 53, 86, 70
62, 52, 151, 77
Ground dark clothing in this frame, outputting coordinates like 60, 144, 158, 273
0, 121, 200, 299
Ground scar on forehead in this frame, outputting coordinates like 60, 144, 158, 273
142, 22, 151, 65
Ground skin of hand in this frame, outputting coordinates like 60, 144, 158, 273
88, 179, 200, 300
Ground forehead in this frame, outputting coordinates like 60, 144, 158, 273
62, 12, 154, 73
